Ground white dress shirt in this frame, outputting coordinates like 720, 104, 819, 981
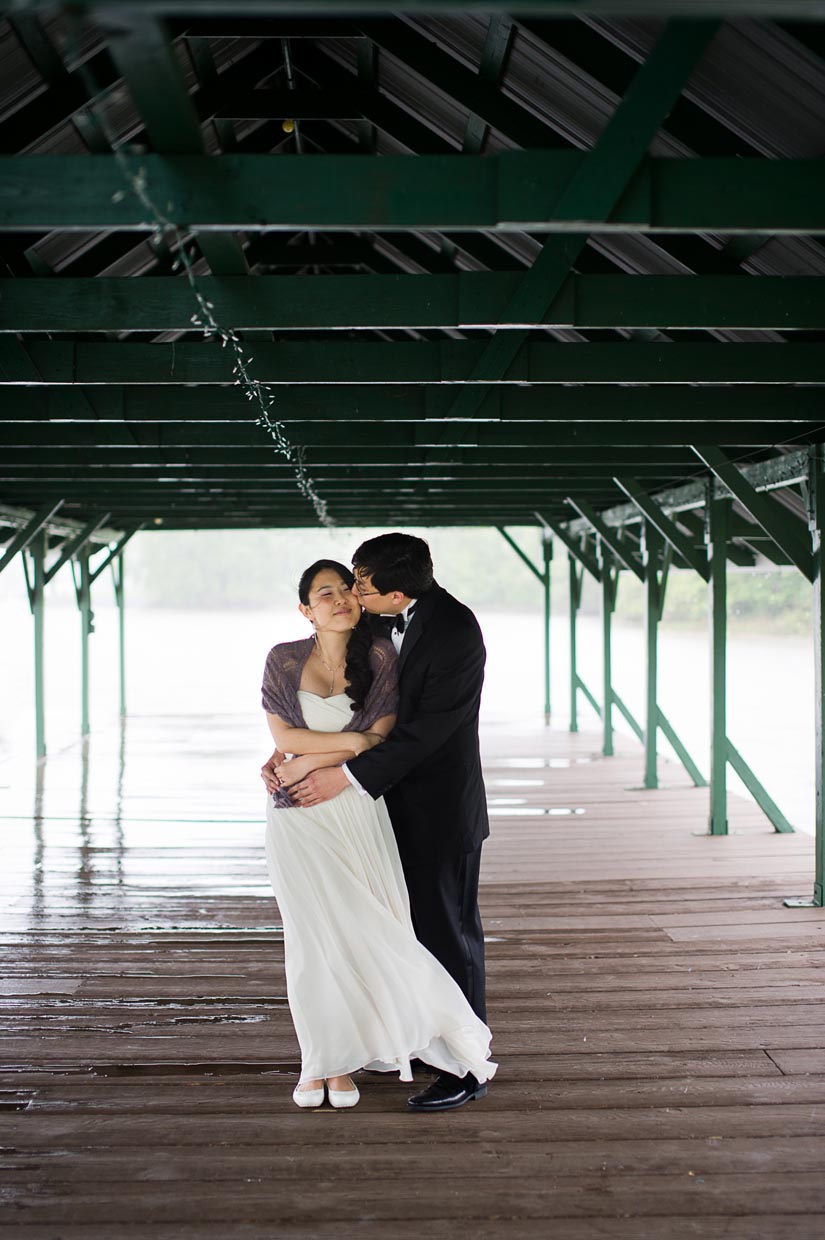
343, 598, 417, 795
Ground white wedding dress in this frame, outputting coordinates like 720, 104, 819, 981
264, 691, 497, 1086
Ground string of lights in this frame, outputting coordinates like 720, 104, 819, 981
66, 19, 334, 529
121, 161, 334, 529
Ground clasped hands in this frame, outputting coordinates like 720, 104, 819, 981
260, 731, 383, 808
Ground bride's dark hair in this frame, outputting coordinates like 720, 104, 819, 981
298, 559, 373, 712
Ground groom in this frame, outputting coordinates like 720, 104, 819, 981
262, 533, 490, 1111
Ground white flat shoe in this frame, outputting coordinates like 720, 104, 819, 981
293, 1083, 325, 1109
327, 1080, 360, 1109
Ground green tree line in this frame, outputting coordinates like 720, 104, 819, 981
127, 526, 812, 632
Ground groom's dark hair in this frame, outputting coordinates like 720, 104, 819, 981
353, 533, 434, 598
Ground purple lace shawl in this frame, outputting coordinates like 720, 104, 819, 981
261, 636, 398, 808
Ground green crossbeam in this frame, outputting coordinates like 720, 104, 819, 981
10, 2, 825, 15
3, 274, 824, 332
443, 19, 720, 424
0, 423, 812, 449
4, 384, 825, 422
2, 153, 823, 232
106, 14, 247, 276
693, 445, 815, 580
6, 340, 825, 386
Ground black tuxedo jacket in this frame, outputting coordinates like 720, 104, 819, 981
349, 586, 489, 868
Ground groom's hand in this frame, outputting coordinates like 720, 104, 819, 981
290, 766, 348, 807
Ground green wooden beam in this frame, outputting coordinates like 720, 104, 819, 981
301, 47, 457, 158
495, 526, 545, 584
0, 468, 693, 487
43, 513, 111, 584
6, 274, 822, 332
0, 485, 638, 506
5, 152, 825, 233
0, 499, 64, 575
541, 518, 602, 582
614, 477, 710, 580
105, 13, 248, 276
462, 15, 514, 154
691, 445, 815, 581
359, 16, 564, 153
565, 497, 645, 580
88, 529, 140, 584
18, 507, 590, 525
0, 446, 712, 466
442, 19, 719, 425
727, 740, 795, 834
5, 383, 825, 423
0, 470, 675, 490
0, 422, 812, 449
9, 3, 825, 15
8, 340, 825, 386
564, 448, 811, 532
7, 13, 111, 151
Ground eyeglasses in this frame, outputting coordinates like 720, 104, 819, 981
353, 579, 382, 598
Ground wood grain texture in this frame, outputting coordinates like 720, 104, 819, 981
1, 715, 824, 1235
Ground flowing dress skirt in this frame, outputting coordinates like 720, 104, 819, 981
264, 692, 497, 1085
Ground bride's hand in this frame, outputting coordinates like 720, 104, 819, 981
276, 754, 316, 789
261, 747, 287, 793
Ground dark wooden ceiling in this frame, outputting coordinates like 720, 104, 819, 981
1, 1, 825, 530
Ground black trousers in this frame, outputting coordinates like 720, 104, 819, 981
402, 844, 487, 1025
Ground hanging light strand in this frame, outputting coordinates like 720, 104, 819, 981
63, 17, 333, 529
118, 159, 334, 529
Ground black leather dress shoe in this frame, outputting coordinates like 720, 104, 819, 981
407, 1073, 488, 1112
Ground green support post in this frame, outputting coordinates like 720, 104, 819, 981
496, 525, 552, 725
788, 451, 825, 907
568, 552, 582, 734
75, 550, 93, 737
708, 493, 730, 835
600, 551, 618, 758
644, 522, 664, 790
112, 553, 126, 716
815, 461, 825, 905
31, 530, 46, 759
542, 533, 552, 723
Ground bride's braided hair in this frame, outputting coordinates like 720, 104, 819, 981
298, 560, 374, 712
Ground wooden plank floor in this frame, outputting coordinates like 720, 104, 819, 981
2, 715, 825, 1238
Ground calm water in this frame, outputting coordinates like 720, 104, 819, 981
0, 596, 816, 835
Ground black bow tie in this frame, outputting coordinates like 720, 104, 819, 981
394, 608, 415, 634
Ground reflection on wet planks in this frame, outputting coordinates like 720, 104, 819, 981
2, 714, 825, 1237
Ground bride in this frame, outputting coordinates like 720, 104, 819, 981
261, 558, 497, 1109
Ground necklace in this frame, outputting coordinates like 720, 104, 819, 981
313, 644, 346, 696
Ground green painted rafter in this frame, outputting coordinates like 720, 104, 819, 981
441, 19, 720, 424
105, 12, 248, 276
5, 383, 825, 423
3, 274, 824, 331
3, 153, 824, 233
6, 340, 825, 386
565, 497, 645, 580
614, 477, 710, 580
0, 422, 812, 449
692, 445, 815, 580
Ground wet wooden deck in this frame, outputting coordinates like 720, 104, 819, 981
2, 715, 825, 1238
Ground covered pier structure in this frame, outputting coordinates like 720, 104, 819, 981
3, 0, 825, 1232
